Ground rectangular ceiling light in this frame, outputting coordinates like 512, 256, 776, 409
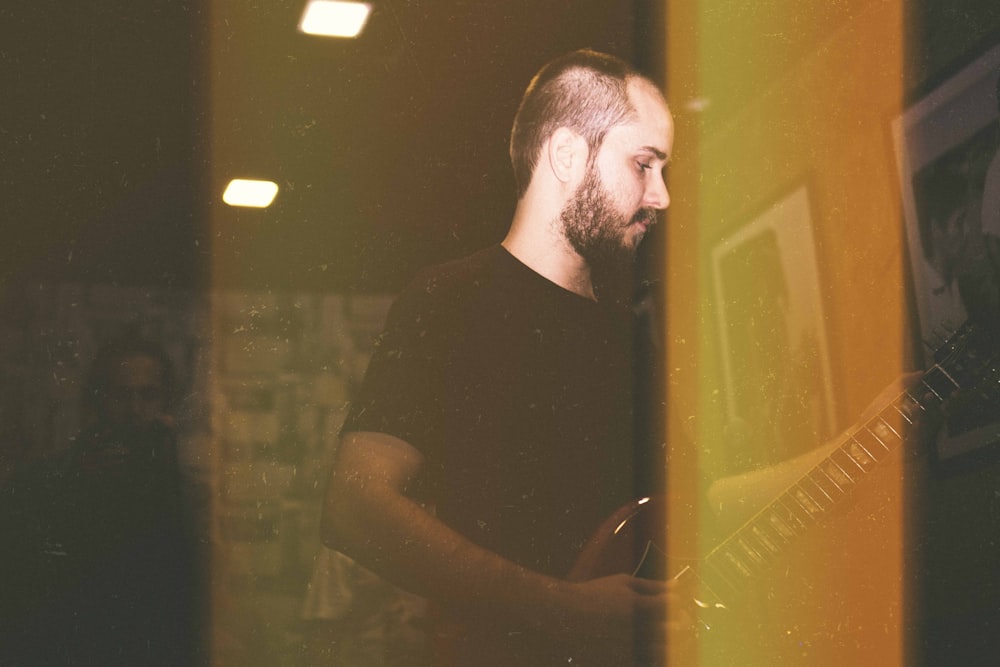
299, 1, 372, 38
223, 179, 279, 208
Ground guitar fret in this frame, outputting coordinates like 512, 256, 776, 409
875, 407, 908, 445
703, 553, 746, 596
749, 519, 784, 553
764, 506, 799, 541
719, 547, 754, 583
809, 467, 846, 498
801, 477, 834, 511
869, 423, 892, 452
831, 447, 867, 476
822, 457, 856, 489
788, 486, 824, 519
802, 471, 833, 504
854, 427, 889, 457
845, 438, 877, 470
698, 565, 740, 603
896, 392, 925, 423
799, 482, 829, 512
735, 537, 766, 567
921, 368, 956, 405
779, 493, 817, 526
742, 521, 783, 562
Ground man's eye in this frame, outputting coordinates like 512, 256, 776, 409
637, 162, 652, 172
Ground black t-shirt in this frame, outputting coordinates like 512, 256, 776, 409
343, 245, 643, 577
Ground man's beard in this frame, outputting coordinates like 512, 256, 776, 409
560, 166, 656, 272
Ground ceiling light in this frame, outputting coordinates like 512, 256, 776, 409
299, 1, 372, 38
223, 179, 279, 208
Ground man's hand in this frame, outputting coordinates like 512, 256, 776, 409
541, 573, 693, 666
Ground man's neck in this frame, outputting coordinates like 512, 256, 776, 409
502, 207, 596, 300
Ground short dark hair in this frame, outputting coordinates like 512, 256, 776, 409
915, 168, 968, 262
83, 332, 176, 414
509, 49, 650, 199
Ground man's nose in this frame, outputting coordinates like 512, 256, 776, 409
645, 174, 670, 210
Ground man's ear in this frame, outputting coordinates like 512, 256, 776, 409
545, 127, 588, 185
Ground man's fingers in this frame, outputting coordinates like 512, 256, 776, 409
628, 576, 667, 596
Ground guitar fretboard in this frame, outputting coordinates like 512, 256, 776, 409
697, 365, 957, 605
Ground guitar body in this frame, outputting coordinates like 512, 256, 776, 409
567, 496, 668, 583
431, 498, 671, 667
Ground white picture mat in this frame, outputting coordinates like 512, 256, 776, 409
711, 185, 837, 462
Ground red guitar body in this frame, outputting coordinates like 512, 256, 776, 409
567, 496, 668, 583
431, 496, 669, 667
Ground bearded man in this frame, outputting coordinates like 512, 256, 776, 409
322, 49, 682, 666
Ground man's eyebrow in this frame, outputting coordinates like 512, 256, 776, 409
639, 146, 668, 161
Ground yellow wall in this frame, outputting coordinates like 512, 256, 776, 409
666, 2, 908, 664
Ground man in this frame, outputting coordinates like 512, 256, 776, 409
322, 50, 680, 665
954, 72, 1000, 335
1, 333, 205, 666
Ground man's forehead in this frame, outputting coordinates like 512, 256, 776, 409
604, 99, 672, 157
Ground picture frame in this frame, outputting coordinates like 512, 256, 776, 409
891, 41, 1000, 463
710, 183, 838, 467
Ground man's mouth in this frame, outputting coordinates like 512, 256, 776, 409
631, 209, 657, 229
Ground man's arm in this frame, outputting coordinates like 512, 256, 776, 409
321, 430, 679, 659
706, 372, 927, 528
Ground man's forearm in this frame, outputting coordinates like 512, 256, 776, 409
321, 442, 567, 631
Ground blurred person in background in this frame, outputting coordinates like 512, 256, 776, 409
1, 331, 207, 666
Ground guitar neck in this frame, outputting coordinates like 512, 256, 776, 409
697, 362, 959, 605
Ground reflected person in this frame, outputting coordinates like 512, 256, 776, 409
1, 332, 205, 666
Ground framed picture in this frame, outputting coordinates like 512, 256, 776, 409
892, 41, 1000, 462
710, 184, 837, 467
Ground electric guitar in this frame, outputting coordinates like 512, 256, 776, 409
436, 322, 997, 666
568, 320, 998, 663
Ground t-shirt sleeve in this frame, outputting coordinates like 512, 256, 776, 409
340, 275, 458, 456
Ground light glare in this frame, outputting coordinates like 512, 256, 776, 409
299, 1, 372, 38
223, 179, 279, 208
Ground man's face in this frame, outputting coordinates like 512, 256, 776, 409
931, 193, 982, 287
560, 162, 653, 269
101, 352, 168, 433
560, 79, 673, 269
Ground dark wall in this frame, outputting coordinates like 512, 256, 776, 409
1, 0, 207, 290
905, 4, 1000, 666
